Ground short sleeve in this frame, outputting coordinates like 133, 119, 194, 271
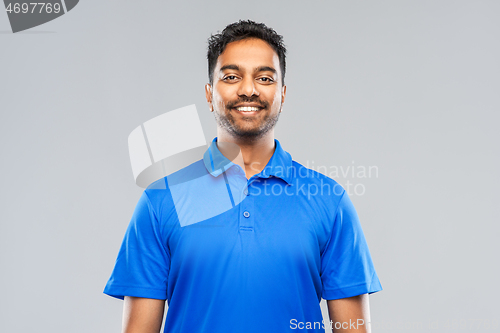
103, 191, 170, 300
321, 191, 382, 300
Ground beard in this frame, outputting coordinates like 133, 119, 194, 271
213, 105, 281, 141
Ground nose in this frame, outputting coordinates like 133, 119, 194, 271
237, 77, 259, 97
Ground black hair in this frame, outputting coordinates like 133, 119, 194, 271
207, 20, 287, 86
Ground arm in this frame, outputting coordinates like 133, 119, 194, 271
327, 293, 371, 333
122, 296, 166, 333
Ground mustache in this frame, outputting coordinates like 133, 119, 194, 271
226, 98, 268, 109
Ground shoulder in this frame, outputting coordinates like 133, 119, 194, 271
143, 158, 207, 221
283, 160, 349, 225
291, 160, 345, 200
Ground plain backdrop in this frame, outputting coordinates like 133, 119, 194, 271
1, 1, 499, 332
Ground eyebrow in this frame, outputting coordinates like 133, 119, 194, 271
219, 64, 277, 75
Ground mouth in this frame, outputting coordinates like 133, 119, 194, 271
231, 105, 265, 115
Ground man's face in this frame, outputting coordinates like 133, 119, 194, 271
205, 38, 286, 140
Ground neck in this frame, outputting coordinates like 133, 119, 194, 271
216, 129, 276, 180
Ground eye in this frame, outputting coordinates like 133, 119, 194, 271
223, 75, 238, 81
258, 77, 274, 83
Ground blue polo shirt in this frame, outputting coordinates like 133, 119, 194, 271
104, 137, 382, 332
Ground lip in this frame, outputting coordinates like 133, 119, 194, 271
231, 104, 265, 116
233, 103, 264, 108
232, 106, 263, 116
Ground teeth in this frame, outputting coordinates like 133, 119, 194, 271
236, 106, 260, 112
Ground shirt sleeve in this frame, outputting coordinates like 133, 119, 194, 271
103, 190, 170, 300
321, 191, 382, 300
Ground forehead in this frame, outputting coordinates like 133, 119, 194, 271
216, 38, 280, 71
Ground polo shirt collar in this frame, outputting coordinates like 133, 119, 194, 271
203, 137, 294, 185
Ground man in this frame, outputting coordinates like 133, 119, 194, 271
104, 20, 382, 333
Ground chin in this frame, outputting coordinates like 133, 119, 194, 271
233, 125, 271, 139
229, 126, 261, 138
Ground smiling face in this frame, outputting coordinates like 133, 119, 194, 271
205, 38, 286, 141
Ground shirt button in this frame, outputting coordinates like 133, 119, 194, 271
243, 188, 249, 196
243, 211, 250, 218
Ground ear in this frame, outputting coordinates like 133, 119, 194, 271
205, 84, 213, 112
280, 85, 287, 113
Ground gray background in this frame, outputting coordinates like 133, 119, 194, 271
1, 0, 498, 332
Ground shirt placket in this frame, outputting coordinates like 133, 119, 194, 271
238, 177, 254, 232
223, 165, 255, 232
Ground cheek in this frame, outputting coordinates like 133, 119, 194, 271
213, 87, 234, 107
212, 93, 226, 108
270, 89, 283, 106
